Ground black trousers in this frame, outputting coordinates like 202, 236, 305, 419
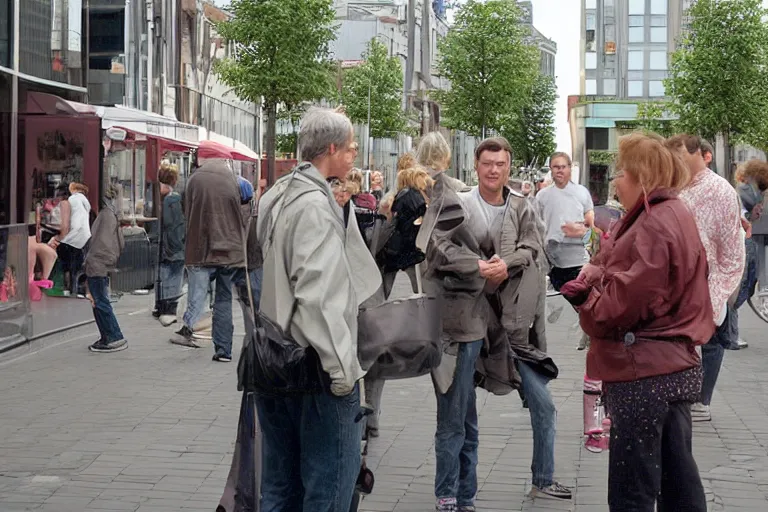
608, 400, 706, 512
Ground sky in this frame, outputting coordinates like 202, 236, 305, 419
527, 0, 580, 153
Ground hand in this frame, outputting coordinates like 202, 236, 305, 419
330, 379, 355, 397
561, 222, 587, 238
579, 263, 601, 286
741, 217, 752, 239
479, 256, 508, 284
48, 238, 60, 249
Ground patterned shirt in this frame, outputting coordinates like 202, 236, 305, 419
679, 169, 745, 323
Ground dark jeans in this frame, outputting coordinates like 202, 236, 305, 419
256, 386, 362, 512
155, 260, 185, 315
607, 400, 706, 512
87, 276, 124, 343
548, 266, 582, 292
434, 340, 483, 507
58, 242, 86, 293
700, 306, 736, 405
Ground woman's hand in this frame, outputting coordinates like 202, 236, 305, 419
579, 263, 602, 286
48, 238, 60, 250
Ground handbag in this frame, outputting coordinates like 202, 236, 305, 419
358, 262, 443, 381
236, 166, 328, 396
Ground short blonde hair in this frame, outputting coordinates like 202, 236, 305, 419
397, 166, 434, 192
616, 132, 690, 192
158, 160, 179, 186
416, 132, 451, 172
345, 169, 363, 195
397, 153, 417, 172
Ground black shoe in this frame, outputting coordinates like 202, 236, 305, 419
89, 339, 128, 353
171, 325, 201, 348
152, 309, 161, 318
212, 354, 232, 363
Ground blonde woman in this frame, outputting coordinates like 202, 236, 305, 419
49, 182, 92, 295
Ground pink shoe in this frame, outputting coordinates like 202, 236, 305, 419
585, 434, 603, 453
598, 417, 611, 451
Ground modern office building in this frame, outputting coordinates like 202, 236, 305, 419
518, 1, 557, 78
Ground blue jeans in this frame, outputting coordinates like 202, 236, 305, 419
435, 340, 482, 507
183, 266, 246, 358
700, 307, 735, 405
87, 276, 124, 343
256, 386, 362, 512
518, 361, 556, 488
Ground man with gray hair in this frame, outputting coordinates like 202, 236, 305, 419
256, 107, 379, 511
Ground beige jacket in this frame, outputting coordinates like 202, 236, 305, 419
257, 164, 381, 396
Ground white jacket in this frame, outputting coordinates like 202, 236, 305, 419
257, 164, 381, 396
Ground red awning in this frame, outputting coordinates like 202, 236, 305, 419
198, 139, 258, 162
111, 125, 197, 152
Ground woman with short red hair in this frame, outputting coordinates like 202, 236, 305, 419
561, 133, 710, 511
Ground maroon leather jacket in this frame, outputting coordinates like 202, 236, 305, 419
579, 189, 715, 383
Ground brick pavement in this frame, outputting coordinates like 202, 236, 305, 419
0, 277, 767, 511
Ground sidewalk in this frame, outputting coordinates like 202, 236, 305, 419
0, 278, 767, 511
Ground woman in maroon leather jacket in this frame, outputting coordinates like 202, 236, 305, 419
561, 133, 714, 512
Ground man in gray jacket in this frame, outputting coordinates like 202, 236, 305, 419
85, 186, 126, 353
170, 158, 246, 362
468, 138, 571, 500
255, 107, 379, 512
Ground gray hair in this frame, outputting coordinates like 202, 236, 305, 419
299, 108, 354, 162
416, 131, 451, 172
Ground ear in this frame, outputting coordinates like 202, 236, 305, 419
329, 144, 337, 156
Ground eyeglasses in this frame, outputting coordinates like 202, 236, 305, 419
551, 165, 570, 171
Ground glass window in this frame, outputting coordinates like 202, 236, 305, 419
0, 72, 10, 225
629, 0, 645, 15
628, 81, 644, 97
586, 79, 597, 95
629, 27, 645, 43
19, 0, 85, 86
586, 14, 596, 31
651, 0, 667, 15
628, 50, 644, 70
603, 79, 617, 96
650, 51, 667, 69
649, 80, 666, 97
651, 27, 667, 43
0, 0, 10, 68
629, 16, 645, 27
586, 0, 597, 8
586, 52, 597, 70
651, 15, 667, 26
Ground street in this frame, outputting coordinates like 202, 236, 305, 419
1, 276, 768, 512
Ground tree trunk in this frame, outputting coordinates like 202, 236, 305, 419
266, 102, 277, 187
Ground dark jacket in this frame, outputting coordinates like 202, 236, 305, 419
84, 202, 124, 278
579, 189, 715, 383
378, 188, 427, 272
161, 191, 185, 262
184, 161, 246, 267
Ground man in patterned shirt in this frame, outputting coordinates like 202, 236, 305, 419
666, 134, 745, 422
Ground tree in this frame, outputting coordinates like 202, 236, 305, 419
214, 0, 338, 185
503, 74, 557, 167
434, 0, 539, 138
341, 39, 408, 139
666, 0, 768, 167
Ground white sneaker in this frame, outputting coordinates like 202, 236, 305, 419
159, 314, 177, 327
737, 338, 749, 349
691, 403, 711, 422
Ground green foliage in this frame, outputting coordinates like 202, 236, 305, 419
588, 150, 617, 167
434, 0, 540, 138
503, 74, 557, 166
666, 0, 768, 147
341, 39, 408, 139
276, 133, 298, 156
212, 0, 338, 182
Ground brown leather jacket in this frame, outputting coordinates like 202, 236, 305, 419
580, 189, 715, 383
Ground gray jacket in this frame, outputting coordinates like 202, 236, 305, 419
257, 164, 380, 396
84, 202, 124, 278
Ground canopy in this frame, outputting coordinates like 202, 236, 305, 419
198, 139, 259, 163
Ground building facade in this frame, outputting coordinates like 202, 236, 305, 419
518, 1, 557, 78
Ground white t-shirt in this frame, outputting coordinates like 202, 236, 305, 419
60, 192, 92, 249
534, 181, 593, 269
460, 187, 506, 258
